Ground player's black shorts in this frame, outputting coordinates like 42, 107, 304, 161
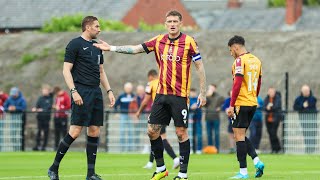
160, 126, 166, 134
232, 106, 256, 128
71, 84, 104, 127
149, 94, 189, 128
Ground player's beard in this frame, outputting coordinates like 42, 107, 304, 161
90, 32, 99, 40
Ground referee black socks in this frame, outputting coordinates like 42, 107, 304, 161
49, 133, 75, 172
236, 141, 247, 168
150, 136, 165, 169
86, 136, 99, 177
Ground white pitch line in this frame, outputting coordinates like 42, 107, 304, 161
1, 171, 320, 179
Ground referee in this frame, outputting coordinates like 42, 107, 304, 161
48, 16, 115, 180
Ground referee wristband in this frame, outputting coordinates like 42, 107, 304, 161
70, 88, 77, 93
110, 46, 116, 52
107, 89, 113, 94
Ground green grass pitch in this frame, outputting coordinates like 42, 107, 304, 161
0, 152, 319, 179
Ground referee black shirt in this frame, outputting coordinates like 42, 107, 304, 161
64, 36, 104, 87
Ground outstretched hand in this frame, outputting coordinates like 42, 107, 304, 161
93, 40, 111, 51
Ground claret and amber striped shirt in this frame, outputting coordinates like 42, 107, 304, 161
142, 32, 201, 98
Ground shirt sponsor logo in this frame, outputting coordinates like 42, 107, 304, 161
160, 53, 181, 62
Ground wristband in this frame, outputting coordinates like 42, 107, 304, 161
107, 89, 113, 94
110, 46, 116, 52
70, 88, 77, 93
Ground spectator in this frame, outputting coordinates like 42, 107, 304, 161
221, 90, 235, 153
129, 84, 145, 151
205, 84, 225, 152
114, 82, 135, 151
53, 86, 71, 150
3, 87, 27, 151
0, 90, 8, 117
263, 87, 282, 153
32, 84, 54, 151
293, 85, 317, 153
189, 88, 203, 154
249, 96, 264, 152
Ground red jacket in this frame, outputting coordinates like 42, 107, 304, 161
54, 91, 71, 118
0, 93, 8, 113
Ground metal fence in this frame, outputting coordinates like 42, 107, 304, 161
0, 113, 23, 151
0, 111, 319, 154
284, 112, 319, 154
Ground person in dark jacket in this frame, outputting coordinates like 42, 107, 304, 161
3, 87, 27, 151
249, 96, 264, 151
32, 85, 54, 151
293, 85, 317, 153
205, 84, 225, 152
263, 87, 282, 153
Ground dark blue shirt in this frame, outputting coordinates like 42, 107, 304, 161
114, 93, 135, 112
64, 37, 104, 87
252, 96, 264, 122
189, 97, 202, 120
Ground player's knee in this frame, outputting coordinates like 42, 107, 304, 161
69, 130, 81, 139
175, 128, 188, 142
87, 126, 100, 137
147, 128, 159, 140
234, 133, 245, 142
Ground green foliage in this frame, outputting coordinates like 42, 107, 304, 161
20, 53, 38, 65
268, 0, 286, 7
41, 14, 135, 33
305, 0, 320, 6
100, 20, 135, 32
138, 20, 165, 32
17, 48, 60, 68
269, 0, 320, 7
42, 14, 83, 33
57, 49, 65, 62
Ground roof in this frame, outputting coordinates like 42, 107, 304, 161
0, 0, 319, 31
0, 0, 137, 28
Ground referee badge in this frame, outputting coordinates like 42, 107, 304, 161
97, 55, 101, 64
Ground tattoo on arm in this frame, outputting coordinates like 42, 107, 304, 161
195, 61, 207, 98
115, 45, 145, 54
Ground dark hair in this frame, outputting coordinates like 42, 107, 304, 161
81, 16, 98, 32
210, 84, 217, 88
166, 10, 182, 21
228, 35, 245, 46
147, 69, 158, 77
53, 86, 61, 94
190, 88, 197, 92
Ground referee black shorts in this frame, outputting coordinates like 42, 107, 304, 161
232, 106, 257, 129
149, 94, 189, 128
71, 84, 104, 127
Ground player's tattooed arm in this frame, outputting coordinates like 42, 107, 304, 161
93, 40, 145, 54
114, 45, 145, 54
194, 60, 207, 107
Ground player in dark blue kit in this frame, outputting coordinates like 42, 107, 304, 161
47, 16, 115, 180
